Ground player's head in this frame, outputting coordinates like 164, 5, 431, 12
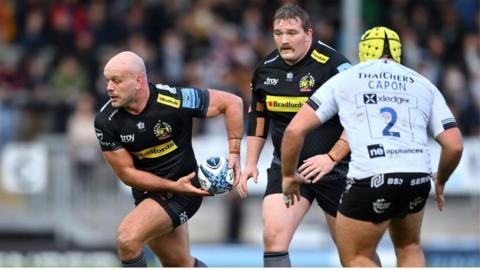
358, 26, 401, 63
273, 4, 313, 65
104, 51, 147, 108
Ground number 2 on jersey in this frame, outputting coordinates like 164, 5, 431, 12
380, 107, 400, 137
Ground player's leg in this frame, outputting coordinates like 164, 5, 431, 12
147, 222, 203, 267
388, 172, 431, 266
262, 166, 311, 267
335, 212, 389, 266
309, 174, 385, 265
262, 193, 310, 267
309, 177, 346, 244
323, 211, 382, 266
117, 198, 173, 266
388, 209, 426, 266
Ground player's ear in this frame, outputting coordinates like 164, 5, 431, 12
305, 28, 313, 43
135, 74, 145, 90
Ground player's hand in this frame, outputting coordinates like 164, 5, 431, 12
228, 153, 241, 190
176, 172, 212, 196
237, 163, 259, 199
282, 173, 305, 208
298, 154, 336, 184
432, 172, 445, 211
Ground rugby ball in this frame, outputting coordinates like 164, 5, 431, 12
198, 156, 234, 194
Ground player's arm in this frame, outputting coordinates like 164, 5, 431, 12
205, 89, 244, 187
428, 88, 463, 210
102, 148, 211, 196
238, 87, 269, 198
432, 127, 463, 211
297, 56, 352, 183
298, 130, 349, 183
434, 128, 463, 186
281, 105, 322, 206
237, 136, 266, 198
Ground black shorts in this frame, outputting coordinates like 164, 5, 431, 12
132, 177, 203, 228
264, 164, 347, 217
338, 172, 431, 223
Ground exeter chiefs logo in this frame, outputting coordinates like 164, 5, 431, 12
154, 121, 172, 140
299, 73, 315, 92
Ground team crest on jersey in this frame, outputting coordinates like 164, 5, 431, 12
299, 73, 315, 92
286, 72, 293, 82
137, 121, 145, 131
154, 120, 173, 140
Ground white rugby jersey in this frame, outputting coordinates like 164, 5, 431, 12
307, 59, 457, 179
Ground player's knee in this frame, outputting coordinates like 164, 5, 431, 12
263, 226, 289, 251
392, 232, 421, 251
394, 243, 425, 267
342, 255, 378, 267
116, 228, 143, 257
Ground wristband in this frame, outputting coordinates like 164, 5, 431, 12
228, 138, 241, 155
327, 138, 349, 162
327, 153, 336, 162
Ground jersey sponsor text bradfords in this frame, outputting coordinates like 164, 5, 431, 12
132, 140, 178, 159
265, 95, 308, 112
157, 94, 180, 108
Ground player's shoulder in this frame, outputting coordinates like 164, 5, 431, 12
310, 40, 351, 70
150, 83, 186, 109
152, 82, 209, 110
256, 50, 282, 69
95, 99, 119, 125
152, 83, 180, 97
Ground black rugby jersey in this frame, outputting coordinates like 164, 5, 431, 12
94, 83, 209, 180
247, 40, 352, 165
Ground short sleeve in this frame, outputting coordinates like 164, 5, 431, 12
180, 87, 210, 118
94, 115, 123, 152
428, 88, 457, 138
307, 77, 340, 124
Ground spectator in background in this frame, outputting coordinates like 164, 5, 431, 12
0, 0, 477, 140
74, 30, 99, 93
159, 30, 185, 85
17, 9, 47, 53
66, 93, 99, 197
49, 54, 88, 133
0, 0, 16, 43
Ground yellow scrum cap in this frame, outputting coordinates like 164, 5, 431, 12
358, 26, 401, 63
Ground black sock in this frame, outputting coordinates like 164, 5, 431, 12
373, 251, 382, 266
264, 251, 291, 267
194, 257, 207, 267
121, 251, 147, 267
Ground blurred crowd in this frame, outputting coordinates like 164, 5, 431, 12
0, 0, 478, 151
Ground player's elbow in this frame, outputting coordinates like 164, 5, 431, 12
438, 128, 464, 157
224, 94, 244, 121
228, 93, 243, 110
115, 168, 136, 187
449, 139, 463, 158
284, 124, 303, 142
